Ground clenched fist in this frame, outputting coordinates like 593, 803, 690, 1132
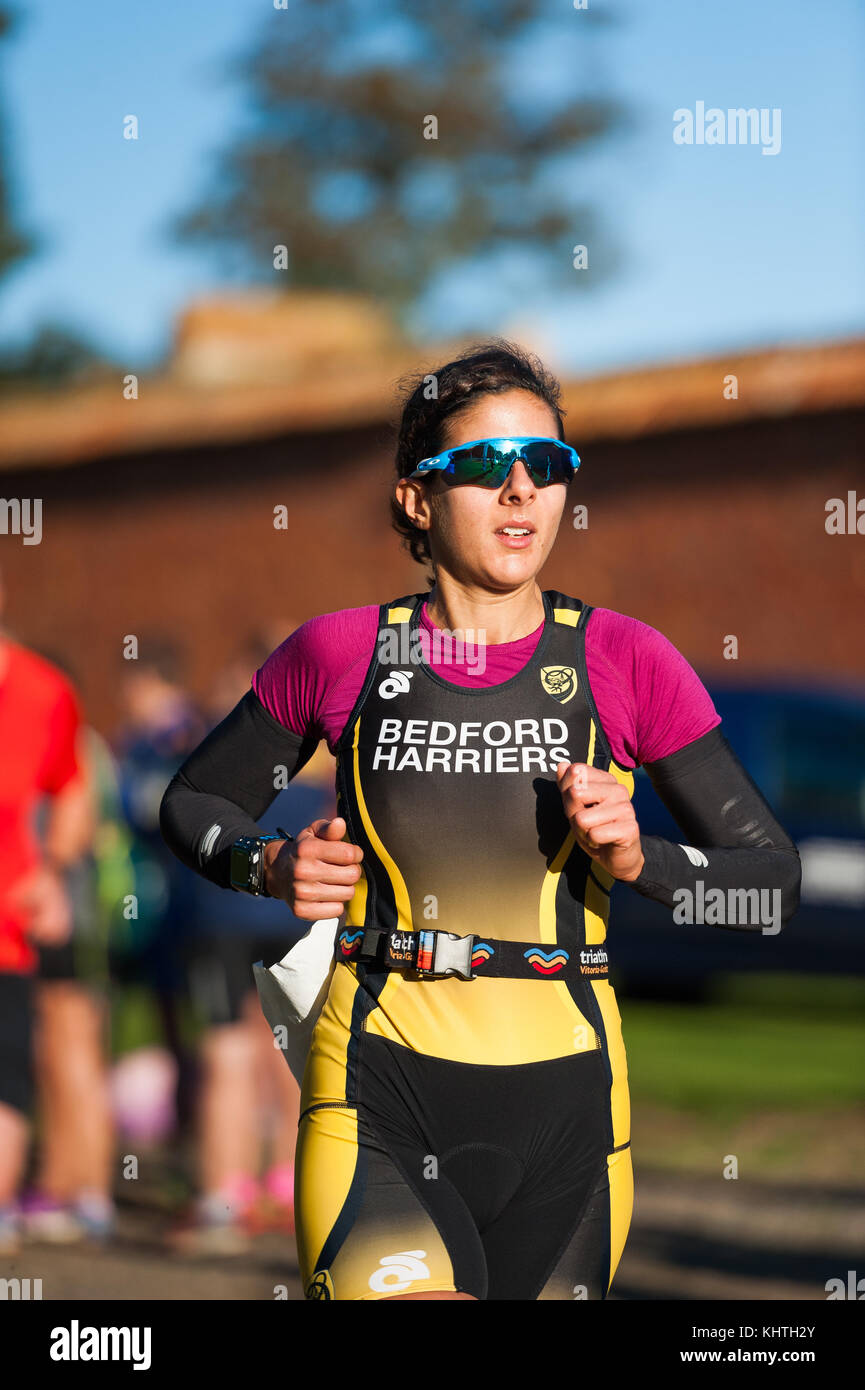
263, 817, 364, 921
9, 865, 73, 946
556, 762, 645, 883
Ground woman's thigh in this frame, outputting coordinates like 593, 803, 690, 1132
295, 1041, 634, 1300
483, 1142, 634, 1300
295, 1102, 488, 1300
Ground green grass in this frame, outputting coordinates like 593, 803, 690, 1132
620, 977, 865, 1178
621, 993, 865, 1116
711, 971, 865, 1014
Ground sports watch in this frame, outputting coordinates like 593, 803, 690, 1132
229, 827, 293, 897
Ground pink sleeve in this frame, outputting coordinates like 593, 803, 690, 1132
251, 606, 380, 750
586, 608, 720, 769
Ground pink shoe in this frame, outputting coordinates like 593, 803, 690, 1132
18, 1190, 83, 1244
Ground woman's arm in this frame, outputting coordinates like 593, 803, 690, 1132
627, 725, 801, 931
159, 689, 319, 888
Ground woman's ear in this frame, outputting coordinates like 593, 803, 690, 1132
395, 477, 430, 531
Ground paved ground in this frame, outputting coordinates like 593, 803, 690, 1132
612, 1168, 865, 1301
3, 1166, 862, 1301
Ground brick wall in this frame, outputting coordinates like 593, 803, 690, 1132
1, 405, 862, 737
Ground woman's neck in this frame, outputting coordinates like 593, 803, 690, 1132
424, 578, 545, 645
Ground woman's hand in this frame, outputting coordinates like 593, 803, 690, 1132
10, 865, 73, 945
263, 816, 364, 920
556, 762, 645, 883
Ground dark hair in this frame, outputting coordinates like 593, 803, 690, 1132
389, 339, 567, 585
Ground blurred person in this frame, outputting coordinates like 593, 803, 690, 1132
160, 343, 801, 1301
171, 639, 336, 1256
113, 638, 207, 1137
0, 570, 92, 1256
21, 717, 121, 1245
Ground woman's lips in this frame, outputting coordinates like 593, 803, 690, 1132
494, 525, 535, 549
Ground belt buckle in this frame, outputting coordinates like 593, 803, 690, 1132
416, 929, 476, 982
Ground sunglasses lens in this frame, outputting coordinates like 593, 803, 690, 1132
446, 442, 508, 485
426, 439, 577, 486
521, 441, 575, 484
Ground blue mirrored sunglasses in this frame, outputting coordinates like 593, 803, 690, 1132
409, 436, 580, 488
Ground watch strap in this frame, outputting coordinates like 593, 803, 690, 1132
231, 830, 292, 896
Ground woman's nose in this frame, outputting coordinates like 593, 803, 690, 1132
503, 459, 534, 493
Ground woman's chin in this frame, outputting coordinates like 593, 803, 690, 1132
481, 549, 542, 586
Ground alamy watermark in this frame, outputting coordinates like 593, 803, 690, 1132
0, 497, 42, 544
377, 625, 486, 676
673, 102, 781, 156
673, 880, 781, 934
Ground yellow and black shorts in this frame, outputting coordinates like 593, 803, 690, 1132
296, 1033, 633, 1301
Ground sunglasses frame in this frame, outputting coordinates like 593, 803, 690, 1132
409, 436, 581, 488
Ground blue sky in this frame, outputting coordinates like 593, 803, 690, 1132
1, 0, 863, 374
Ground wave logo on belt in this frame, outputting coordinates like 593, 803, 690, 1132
379, 671, 414, 699
523, 946, 570, 975
338, 928, 364, 957
471, 942, 495, 969
306, 1269, 334, 1300
540, 665, 577, 704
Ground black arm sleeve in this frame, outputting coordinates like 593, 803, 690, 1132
626, 725, 801, 931
158, 689, 321, 889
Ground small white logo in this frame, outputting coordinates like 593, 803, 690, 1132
379, 671, 414, 700
679, 844, 708, 868
368, 1250, 430, 1294
200, 823, 222, 860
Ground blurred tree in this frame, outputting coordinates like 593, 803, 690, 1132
0, 6, 33, 284
0, 321, 114, 394
0, 8, 111, 390
174, 0, 625, 334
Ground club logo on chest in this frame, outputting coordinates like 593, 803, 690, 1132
540, 666, 578, 704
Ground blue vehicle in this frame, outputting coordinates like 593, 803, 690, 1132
609, 682, 865, 995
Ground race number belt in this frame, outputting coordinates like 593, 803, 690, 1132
334, 925, 609, 982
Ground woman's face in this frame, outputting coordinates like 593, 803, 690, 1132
399, 389, 570, 592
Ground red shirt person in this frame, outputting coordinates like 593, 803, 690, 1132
0, 640, 85, 972
0, 608, 93, 1251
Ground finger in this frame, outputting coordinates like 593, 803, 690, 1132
293, 858, 362, 886
565, 783, 629, 810
556, 761, 617, 782
563, 786, 630, 819
314, 818, 364, 859
296, 822, 363, 864
293, 879, 359, 905
556, 762, 618, 794
293, 902, 348, 921
294, 896, 356, 919
296, 818, 346, 842
295, 839, 364, 868
575, 819, 639, 850
571, 803, 637, 834
295, 818, 336, 843
315, 817, 349, 840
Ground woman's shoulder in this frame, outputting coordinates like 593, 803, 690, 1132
269, 592, 427, 665
584, 604, 684, 669
285, 603, 381, 657
252, 604, 382, 738
584, 605, 720, 765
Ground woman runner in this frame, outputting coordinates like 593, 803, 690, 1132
160, 342, 801, 1300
